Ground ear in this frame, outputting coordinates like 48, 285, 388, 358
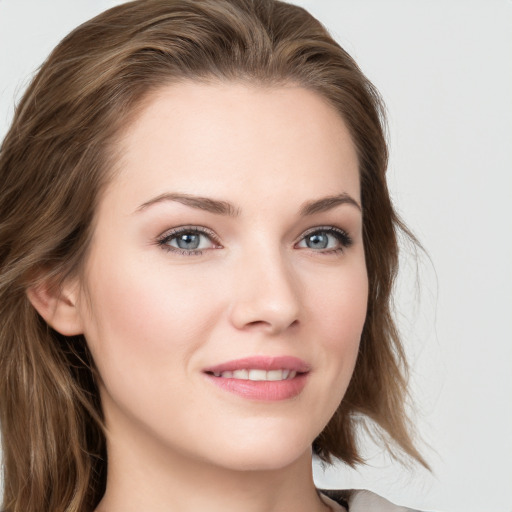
26, 277, 84, 336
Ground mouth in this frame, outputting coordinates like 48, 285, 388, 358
203, 356, 310, 401
207, 368, 299, 381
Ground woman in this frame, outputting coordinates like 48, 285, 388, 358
0, 1, 428, 511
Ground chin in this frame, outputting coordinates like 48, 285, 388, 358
195, 427, 315, 472
214, 449, 310, 473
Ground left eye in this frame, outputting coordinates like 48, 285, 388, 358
296, 228, 351, 252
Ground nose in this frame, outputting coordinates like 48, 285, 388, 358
228, 247, 301, 335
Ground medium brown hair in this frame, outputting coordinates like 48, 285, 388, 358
0, 1, 426, 510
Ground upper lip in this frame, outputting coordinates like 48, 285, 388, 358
203, 356, 311, 374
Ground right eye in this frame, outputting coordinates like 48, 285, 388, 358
157, 226, 220, 255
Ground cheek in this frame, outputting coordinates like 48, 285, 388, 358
306, 260, 368, 385
77, 258, 229, 436
79, 255, 224, 384
297, 261, 367, 435
309, 262, 368, 341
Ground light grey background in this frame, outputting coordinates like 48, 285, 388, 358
1, 1, 511, 511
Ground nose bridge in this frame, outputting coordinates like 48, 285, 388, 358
229, 239, 301, 333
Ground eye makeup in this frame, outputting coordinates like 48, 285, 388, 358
295, 226, 353, 254
156, 223, 353, 257
157, 225, 221, 256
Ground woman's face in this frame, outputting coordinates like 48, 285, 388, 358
75, 82, 368, 471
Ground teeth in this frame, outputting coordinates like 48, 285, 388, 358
232, 369, 249, 379
266, 370, 283, 381
213, 369, 298, 381
248, 369, 267, 381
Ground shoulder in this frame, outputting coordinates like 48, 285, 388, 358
319, 489, 423, 512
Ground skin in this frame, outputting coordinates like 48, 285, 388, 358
58, 82, 368, 511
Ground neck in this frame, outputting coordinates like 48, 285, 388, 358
95, 419, 329, 512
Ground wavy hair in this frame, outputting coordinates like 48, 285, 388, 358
0, 1, 426, 510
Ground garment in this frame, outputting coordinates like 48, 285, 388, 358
320, 489, 421, 512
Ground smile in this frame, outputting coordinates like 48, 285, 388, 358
203, 356, 310, 401
210, 369, 298, 381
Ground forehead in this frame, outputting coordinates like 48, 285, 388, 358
107, 81, 360, 213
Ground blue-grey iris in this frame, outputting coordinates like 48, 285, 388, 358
306, 232, 329, 249
176, 233, 201, 250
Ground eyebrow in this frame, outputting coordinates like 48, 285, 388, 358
135, 192, 361, 216
135, 192, 240, 216
299, 193, 361, 215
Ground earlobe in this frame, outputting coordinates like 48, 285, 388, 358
26, 279, 84, 336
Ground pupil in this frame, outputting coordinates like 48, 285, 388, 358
177, 233, 200, 250
307, 233, 328, 249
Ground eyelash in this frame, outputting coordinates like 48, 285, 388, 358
156, 225, 353, 256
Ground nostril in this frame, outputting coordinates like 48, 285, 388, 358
246, 320, 268, 327
243, 318, 299, 333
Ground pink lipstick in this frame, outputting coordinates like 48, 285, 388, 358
203, 356, 310, 401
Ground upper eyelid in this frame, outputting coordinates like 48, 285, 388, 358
157, 225, 219, 242
298, 225, 348, 237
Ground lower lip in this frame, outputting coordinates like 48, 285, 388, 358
205, 373, 308, 401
